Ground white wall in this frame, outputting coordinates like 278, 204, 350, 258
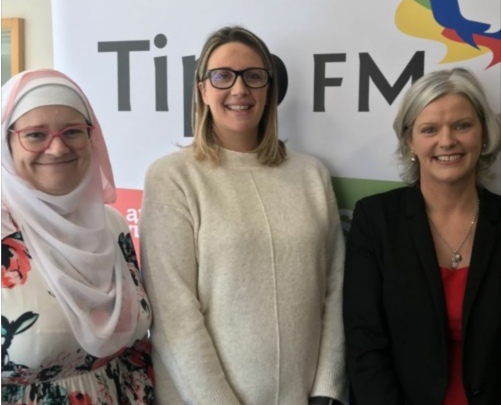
2, 0, 54, 69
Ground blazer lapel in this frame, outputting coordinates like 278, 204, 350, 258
404, 187, 448, 336
463, 189, 500, 330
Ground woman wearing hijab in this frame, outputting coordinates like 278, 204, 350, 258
343, 68, 501, 405
140, 26, 347, 405
1, 69, 154, 404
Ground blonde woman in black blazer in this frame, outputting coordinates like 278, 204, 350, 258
343, 68, 501, 405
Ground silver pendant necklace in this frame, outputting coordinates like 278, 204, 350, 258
426, 199, 479, 270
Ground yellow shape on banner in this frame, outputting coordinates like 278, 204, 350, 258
394, 0, 489, 63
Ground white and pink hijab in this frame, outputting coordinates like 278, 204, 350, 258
1, 69, 138, 357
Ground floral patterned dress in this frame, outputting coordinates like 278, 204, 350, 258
1, 207, 154, 405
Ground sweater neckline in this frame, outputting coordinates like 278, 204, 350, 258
219, 147, 263, 170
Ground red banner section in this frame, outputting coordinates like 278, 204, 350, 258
110, 188, 144, 259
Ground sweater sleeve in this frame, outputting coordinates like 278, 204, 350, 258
343, 199, 408, 405
140, 164, 242, 405
310, 174, 348, 404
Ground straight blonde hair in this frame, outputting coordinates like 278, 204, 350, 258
191, 26, 286, 166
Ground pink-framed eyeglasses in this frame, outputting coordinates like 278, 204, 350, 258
9, 125, 94, 153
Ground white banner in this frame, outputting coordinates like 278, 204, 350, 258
52, 0, 501, 243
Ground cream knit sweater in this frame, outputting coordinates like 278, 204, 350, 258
140, 148, 347, 405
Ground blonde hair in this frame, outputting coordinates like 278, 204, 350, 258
191, 26, 286, 166
394, 68, 501, 186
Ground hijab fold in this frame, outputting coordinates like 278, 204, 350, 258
1, 69, 138, 357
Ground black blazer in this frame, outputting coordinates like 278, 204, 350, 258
343, 186, 501, 405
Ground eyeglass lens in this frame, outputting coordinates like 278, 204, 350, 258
18, 126, 92, 152
209, 69, 269, 89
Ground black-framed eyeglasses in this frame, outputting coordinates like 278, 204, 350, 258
202, 68, 272, 89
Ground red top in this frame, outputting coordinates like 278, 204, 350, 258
440, 266, 469, 405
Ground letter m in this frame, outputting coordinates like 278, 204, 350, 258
359, 51, 424, 112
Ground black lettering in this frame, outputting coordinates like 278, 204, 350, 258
313, 54, 346, 112
154, 35, 168, 111
182, 55, 197, 137
98, 40, 150, 111
154, 56, 168, 111
271, 54, 288, 105
359, 51, 425, 112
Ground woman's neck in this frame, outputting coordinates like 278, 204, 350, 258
214, 130, 258, 152
420, 179, 478, 216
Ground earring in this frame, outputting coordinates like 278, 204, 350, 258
411, 150, 417, 162
482, 143, 487, 150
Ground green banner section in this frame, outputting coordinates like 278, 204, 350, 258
331, 177, 404, 236
332, 177, 404, 211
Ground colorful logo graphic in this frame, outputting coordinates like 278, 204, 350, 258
395, 0, 500, 68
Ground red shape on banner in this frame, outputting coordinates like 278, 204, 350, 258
442, 28, 501, 68
109, 188, 144, 261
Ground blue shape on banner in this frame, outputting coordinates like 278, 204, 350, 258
429, 0, 500, 48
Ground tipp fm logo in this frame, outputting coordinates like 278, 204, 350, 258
396, 0, 500, 68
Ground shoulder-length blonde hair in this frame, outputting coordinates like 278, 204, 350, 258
191, 26, 286, 166
394, 68, 501, 187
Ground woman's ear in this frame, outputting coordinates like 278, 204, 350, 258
198, 82, 207, 105
406, 129, 414, 150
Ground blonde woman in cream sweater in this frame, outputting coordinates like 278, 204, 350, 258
140, 26, 347, 405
